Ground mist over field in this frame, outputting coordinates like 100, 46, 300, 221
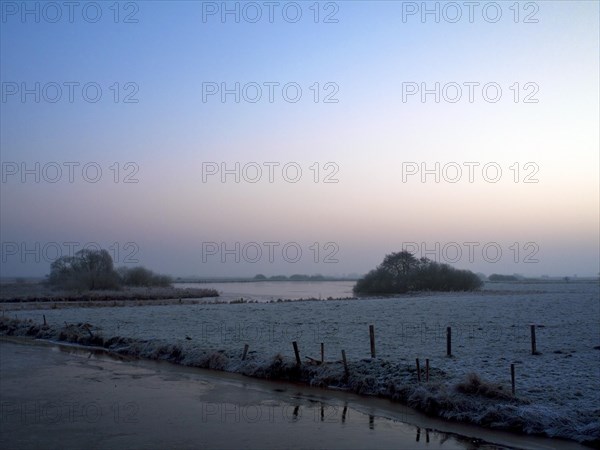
1, 1, 598, 280
1, 3, 599, 449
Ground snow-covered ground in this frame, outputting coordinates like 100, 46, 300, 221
9, 281, 600, 444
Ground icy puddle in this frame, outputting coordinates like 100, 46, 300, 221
0, 339, 586, 450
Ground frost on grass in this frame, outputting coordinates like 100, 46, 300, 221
1, 316, 599, 447
456, 373, 513, 400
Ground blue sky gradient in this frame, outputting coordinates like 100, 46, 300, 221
1, 1, 598, 277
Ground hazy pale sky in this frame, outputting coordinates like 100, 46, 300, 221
1, 1, 598, 278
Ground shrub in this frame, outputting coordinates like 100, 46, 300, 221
354, 250, 482, 295
118, 266, 173, 287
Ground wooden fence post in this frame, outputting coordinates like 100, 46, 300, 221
341, 350, 349, 377
369, 325, 376, 358
530, 325, 537, 355
416, 358, 421, 382
511, 363, 516, 395
446, 327, 452, 357
242, 344, 249, 361
293, 341, 301, 366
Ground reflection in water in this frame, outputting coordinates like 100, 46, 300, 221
416, 427, 432, 444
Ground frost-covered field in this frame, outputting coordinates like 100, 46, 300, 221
10, 281, 600, 444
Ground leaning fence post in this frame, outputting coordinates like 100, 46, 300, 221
242, 344, 249, 361
292, 341, 301, 366
341, 350, 349, 377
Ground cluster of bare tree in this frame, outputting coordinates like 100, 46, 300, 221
354, 251, 482, 294
48, 249, 172, 291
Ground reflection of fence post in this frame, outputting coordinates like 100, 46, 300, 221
293, 341, 301, 366
446, 327, 452, 357
530, 325, 537, 355
425, 358, 430, 382
321, 342, 324, 363
416, 358, 421, 382
369, 325, 376, 358
511, 364, 516, 395
342, 350, 349, 377
242, 344, 249, 361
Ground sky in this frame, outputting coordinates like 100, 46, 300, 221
1, 0, 599, 278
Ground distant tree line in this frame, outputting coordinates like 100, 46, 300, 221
48, 249, 172, 291
354, 251, 482, 295
488, 274, 519, 282
253, 274, 328, 281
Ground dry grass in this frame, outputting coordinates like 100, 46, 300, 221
456, 373, 514, 400
0, 282, 218, 309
